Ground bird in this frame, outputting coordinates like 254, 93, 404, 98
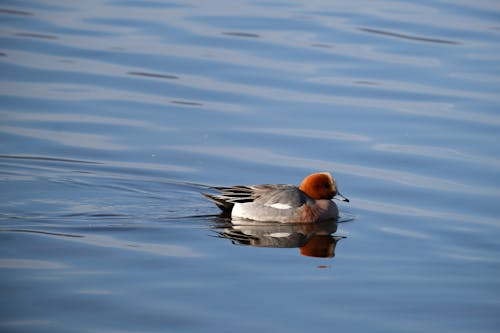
203, 172, 349, 223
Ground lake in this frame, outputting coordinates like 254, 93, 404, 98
1, 1, 500, 332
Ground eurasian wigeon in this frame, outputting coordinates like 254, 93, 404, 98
203, 172, 349, 223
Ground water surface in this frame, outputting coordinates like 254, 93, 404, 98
1, 1, 500, 332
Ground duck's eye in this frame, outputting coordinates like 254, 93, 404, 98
324, 183, 330, 189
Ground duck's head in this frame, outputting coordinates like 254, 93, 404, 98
299, 172, 349, 202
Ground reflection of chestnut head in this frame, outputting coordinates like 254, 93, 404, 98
300, 235, 343, 258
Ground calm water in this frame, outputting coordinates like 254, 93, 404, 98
1, 0, 500, 332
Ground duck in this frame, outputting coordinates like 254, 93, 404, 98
203, 172, 349, 223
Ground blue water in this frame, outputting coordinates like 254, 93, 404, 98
1, 1, 500, 332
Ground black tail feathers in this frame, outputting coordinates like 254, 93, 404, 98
202, 193, 234, 216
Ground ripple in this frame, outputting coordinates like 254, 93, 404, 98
354, 198, 500, 227
222, 31, 260, 38
0, 8, 34, 16
358, 27, 460, 45
379, 226, 431, 240
14, 32, 58, 40
373, 143, 500, 168
127, 71, 179, 80
239, 127, 371, 143
1, 229, 203, 258
0, 154, 101, 165
0, 125, 128, 151
170, 100, 204, 106
0, 319, 52, 328
0, 258, 66, 269
0, 153, 197, 181
0, 110, 173, 132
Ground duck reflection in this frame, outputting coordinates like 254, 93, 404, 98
212, 219, 345, 258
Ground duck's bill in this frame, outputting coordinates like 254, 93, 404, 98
334, 192, 350, 202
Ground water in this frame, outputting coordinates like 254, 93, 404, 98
1, 0, 500, 332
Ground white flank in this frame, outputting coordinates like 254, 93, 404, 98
267, 202, 292, 209
231, 203, 245, 217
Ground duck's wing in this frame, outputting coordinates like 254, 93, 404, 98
203, 184, 313, 213
248, 184, 313, 209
